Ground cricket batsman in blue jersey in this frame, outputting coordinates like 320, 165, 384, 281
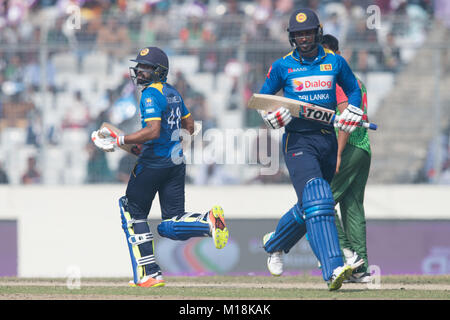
91, 47, 229, 287
259, 8, 364, 290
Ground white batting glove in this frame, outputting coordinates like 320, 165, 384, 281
259, 107, 292, 129
91, 127, 125, 152
335, 105, 363, 133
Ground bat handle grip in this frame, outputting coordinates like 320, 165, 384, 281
362, 122, 377, 130
333, 115, 377, 131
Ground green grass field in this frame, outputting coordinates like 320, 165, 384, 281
1, 275, 449, 300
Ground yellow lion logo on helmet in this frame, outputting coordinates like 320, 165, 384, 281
296, 13, 307, 23
140, 48, 149, 56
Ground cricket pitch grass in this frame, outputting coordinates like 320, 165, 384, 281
0, 275, 449, 300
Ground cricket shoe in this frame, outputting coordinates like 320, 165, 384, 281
129, 272, 165, 288
344, 272, 372, 283
345, 252, 365, 271
263, 232, 283, 276
208, 205, 229, 249
327, 265, 353, 291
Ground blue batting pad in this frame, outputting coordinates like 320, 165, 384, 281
263, 204, 306, 254
303, 178, 344, 281
157, 213, 211, 240
119, 196, 158, 284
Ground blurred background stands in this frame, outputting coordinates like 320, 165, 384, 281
0, 0, 447, 185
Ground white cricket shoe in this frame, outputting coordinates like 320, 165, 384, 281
267, 251, 284, 276
263, 232, 283, 276
345, 251, 365, 270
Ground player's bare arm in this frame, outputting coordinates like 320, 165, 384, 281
124, 120, 161, 144
181, 113, 194, 135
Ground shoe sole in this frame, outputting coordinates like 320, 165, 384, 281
328, 265, 353, 291
128, 280, 165, 288
209, 206, 229, 249
343, 277, 372, 283
344, 273, 372, 283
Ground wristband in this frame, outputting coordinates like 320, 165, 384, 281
117, 135, 125, 146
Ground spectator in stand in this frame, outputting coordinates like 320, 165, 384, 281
178, 15, 207, 54
344, 17, 379, 72
62, 90, 91, 129
21, 156, 41, 184
74, 19, 100, 72
173, 71, 195, 99
381, 32, 402, 71
323, 12, 343, 41
96, 16, 130, 72
217, 0, 245, 42
267, 0, 293, 44
246, 0, 273, 42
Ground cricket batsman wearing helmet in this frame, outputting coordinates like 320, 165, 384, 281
258, 8, 364, 290
91, 47, 229, 287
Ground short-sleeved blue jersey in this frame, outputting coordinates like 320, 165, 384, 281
138, 82, 190, 168
260, 45, 361, 133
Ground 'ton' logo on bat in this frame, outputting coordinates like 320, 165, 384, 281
302, 106, 334, 124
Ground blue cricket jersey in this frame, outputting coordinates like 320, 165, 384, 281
138, 82, 190, 168
260, 45, 361, 132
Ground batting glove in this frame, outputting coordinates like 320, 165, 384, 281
259, 107, 292, 129
91, 127, 125, 152
335, 105, 363, 133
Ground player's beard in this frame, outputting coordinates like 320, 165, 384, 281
298, 43, 315, 53
136, 76, 149, 85
296, 38, 317, 55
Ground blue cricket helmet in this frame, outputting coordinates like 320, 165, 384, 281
130, 47, 169, 86
287, 8, 323, 49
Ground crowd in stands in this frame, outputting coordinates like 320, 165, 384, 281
0, 0, 445, 185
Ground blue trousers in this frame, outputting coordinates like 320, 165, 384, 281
282, 130, 337, 200
126, 162, 186, 221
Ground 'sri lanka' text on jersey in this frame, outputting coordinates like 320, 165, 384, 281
138, 82, 190, 168
260, 45, 361, 133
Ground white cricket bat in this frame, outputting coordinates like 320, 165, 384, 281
248, 94, 377, 130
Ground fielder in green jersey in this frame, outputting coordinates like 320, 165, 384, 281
323, 34, 372, 283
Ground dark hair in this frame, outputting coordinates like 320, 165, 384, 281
322, 34, 339, 52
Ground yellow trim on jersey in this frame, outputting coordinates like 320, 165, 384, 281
144, 117, 161, 122
283, 51, 300, 62
283, 47, 334, 62
181, 113, 191, 119
149, 82, 164, 94
323, 48, 335, 55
